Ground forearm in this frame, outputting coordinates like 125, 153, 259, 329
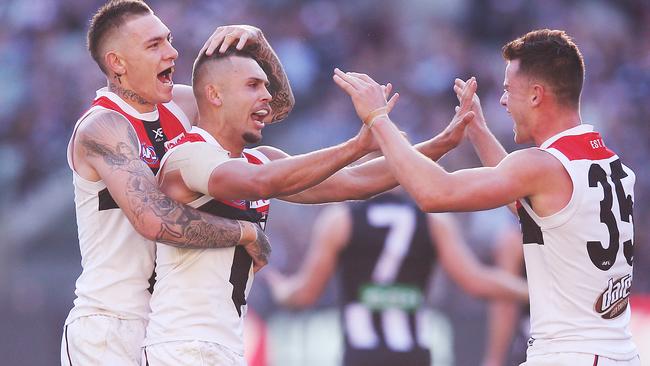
472, 267, 528, 302
259, 139, 366, 199
248, 34, 294, 122
416, 130, 459, 162
468, 124, 508, 168
483, 300, 519, 366
370, 117, 452, 210
148, 203, 242, 249
127, 175, 245, 249
291, 136, 457, 203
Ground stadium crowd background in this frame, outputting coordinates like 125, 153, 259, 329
0, 0, 648, 365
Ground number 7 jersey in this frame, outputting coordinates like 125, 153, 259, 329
517, 124, 637, 360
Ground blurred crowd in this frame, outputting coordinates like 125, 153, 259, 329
0, 0, 649, 365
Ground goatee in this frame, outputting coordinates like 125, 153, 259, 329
243, 132, 261, 144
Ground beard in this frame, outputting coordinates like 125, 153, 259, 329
242, 132, 261, 144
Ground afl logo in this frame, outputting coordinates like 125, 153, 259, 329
594, 274, 632, 319
140, 144, 158, 165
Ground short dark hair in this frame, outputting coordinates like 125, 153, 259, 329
87, 0, 152, 74
502, 29, 585, 107
191, 48, 257, 97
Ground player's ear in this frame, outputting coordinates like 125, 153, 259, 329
105, 51, 126, 78
530, 83, 544, 107
205, 84, 222, 107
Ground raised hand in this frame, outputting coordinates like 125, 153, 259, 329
333, 68, 399, 125
454, 77, 486, 131
201, 25, 263, 56
434, 77, 477, 149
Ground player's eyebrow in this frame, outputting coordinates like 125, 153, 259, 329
247, 77, 270, 87
144, 31, 172, 46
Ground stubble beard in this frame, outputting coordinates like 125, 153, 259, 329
242, 132, 261, 144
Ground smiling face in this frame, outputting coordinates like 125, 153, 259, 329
203, 55, 272, 146
108, 13, 178, 109
500, 60, 534, 144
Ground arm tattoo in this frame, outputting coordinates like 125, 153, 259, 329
80, 122, 260, 252
247, 40, 295, 122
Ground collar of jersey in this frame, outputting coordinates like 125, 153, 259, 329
95, 87, 160, 122
189, 126, 237, 158
540, 124, 594, 149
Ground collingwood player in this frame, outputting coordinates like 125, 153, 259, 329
266, 190, 528, 366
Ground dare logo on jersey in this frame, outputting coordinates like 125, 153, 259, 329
594, 274, 632, 319
140, 144, 158, 165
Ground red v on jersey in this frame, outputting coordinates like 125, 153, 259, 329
91, 96, 187, 172
548, 132, 615, 161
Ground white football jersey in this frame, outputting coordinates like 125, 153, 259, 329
65, 89, 190, 324
144, 127, 270, 356
518, 124, 637, 360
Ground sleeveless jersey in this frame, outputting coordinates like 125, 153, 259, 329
339, 193, 437, 366
65, 88, 190, 324
517, 124, 637, 359
144, 127, 270, 356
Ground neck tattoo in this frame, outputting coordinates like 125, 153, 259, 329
109, 82, 149, 106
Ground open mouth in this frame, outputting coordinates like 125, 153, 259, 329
157, 66, 174, 86
251, 108, 269, 122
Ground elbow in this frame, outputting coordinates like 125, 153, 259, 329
462, 281, 487, 298
415, 194, 439, 213
456, 268, 490, 298
287, 292, 318, 309
132, 218, 160, 242
458, 276, 487, 298
413, 189, 455, 213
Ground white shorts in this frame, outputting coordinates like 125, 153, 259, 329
61, 315, 146, 366
143, 340, 246, 366
521, 352, 641, 366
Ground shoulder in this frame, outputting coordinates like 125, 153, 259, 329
498, 148, 566, 179
75, 109, 137, 146
166, 139, 229, 166
316, 204, 353, 250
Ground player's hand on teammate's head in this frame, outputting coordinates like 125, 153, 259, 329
332, 68, 399, 124
202, 24, 263, 56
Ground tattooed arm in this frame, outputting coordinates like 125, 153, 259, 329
245, 33, 294, 122
73, 110, 270, 267
201, 25, 295, 122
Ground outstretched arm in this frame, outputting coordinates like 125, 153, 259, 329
265, 204, 350, 308
282, 102, 474, 204
333, 69, 556, 213
207, 130, 375, 201
429, 213, 528, 302
202, 25, 295, 122
73, 111, 270, 269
